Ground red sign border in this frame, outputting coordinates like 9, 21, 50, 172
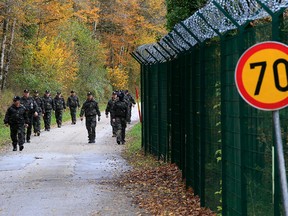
235, 41, 288, 111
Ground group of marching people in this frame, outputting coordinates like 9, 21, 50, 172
105, 90, 136, 144
3, 88, 135, 151
3, 89, 80, 151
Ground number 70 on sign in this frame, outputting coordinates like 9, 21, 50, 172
235, 41, 288, 111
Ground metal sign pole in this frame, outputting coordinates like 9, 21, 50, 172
273, 110, 288, 216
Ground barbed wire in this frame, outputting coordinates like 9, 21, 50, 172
131, 0, 288, 64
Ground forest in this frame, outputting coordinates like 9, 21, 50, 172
0, 0, 168, 102
0, 0, 204, 113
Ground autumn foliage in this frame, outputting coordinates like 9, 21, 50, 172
0, 0, 166, 99
107, 67, 129, 90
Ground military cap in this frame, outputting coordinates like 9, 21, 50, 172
34, 90, 39, 94
70, 90, 75, 93
57, 91, 61, 95
87, 91, 93, 96
13, 96, 21, 101
23, 89, 29, 93
112, 91, 117, 95
45, 90, 50, 94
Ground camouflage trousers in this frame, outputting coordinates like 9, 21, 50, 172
127, 106, 132, 123
43, 110, 52, 130
85, 115, 97, 142
55, 109, 63, 127
115, 117, 127, 143
33, 112, 42, 133
25, 115, 33, 142
69, 107, 77, 124
110, 115, 117, 135
10, 123, 25, 148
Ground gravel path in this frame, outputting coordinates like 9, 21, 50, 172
0, 108, 143, 216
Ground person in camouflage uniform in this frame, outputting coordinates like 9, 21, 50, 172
54, 91, 66, 128
42, 90, 54, 131
112, 91, 128, 145
20, 89, 38, 143
67, 90, 80, 124
105, 91, 117, 137
33, 90, 44, 136
80, 92, 101, 143
4, 96, 29, 151
124, 90, 136, 124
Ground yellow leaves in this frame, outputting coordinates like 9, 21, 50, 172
107, 67, 128, 90
29, 37, 78, 91
99, 0, 166, 70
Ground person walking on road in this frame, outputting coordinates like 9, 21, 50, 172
67, 90, 80, 124
4, 96, 29, 151
33, 90, 44, 136
42, 90, 54, 131
124, 90, 136, 124
80, 92, 101, 143
54, 91, 66, 128
20, 89, 38, 143
105, 91, 117, 137
112, 91, 128, 145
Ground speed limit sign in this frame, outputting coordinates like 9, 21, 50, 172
235, 41, 288, 110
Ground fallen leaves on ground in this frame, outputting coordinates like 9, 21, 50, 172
116, 161, 216, 216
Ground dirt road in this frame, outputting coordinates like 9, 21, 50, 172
0, 108, 143, 216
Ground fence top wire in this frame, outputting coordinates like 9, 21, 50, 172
133, 0, 288, 64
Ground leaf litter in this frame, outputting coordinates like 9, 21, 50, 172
115, 150, 216, 216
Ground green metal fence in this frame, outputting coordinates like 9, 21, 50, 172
132, 1, 288, 215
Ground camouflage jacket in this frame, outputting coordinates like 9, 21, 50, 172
4, 104, 28, 125
80, 99, 101, 117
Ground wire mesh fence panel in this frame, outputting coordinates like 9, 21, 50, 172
221, 33, 244, 216
158, 63, 169, 161
133, 1, 288, 215
170, 57, 185, 169
149, 64, 159, 155
203, 42, 222, 211
190, 47, 203, 197
143, 65, 150, 153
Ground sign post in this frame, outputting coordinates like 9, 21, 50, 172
235, 41, 288, 215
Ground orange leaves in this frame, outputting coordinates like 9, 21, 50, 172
107, 67, 129, 90
74, 6, 100, 24
98, 0, 166, 69
118, 163, 216, 215
33, 0, 74, 36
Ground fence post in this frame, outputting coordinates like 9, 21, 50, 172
163, 37, 182, 53
145, 49, 160, 63
173, 29, 194, 49
153, 45, 169, 61
130, 52, 144, 65
157, 42, 175, 58
167, 33, 187, 51
135, 51, 149, 65
212, 2, 254, 215
179, 22, 202, 44
178, 20, 206, 206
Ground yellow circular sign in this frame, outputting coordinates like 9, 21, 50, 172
235, 41, 288, 110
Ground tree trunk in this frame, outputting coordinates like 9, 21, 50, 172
0, 18, 9, 91
93, 21, 97, 40
1, 18, 16, 90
